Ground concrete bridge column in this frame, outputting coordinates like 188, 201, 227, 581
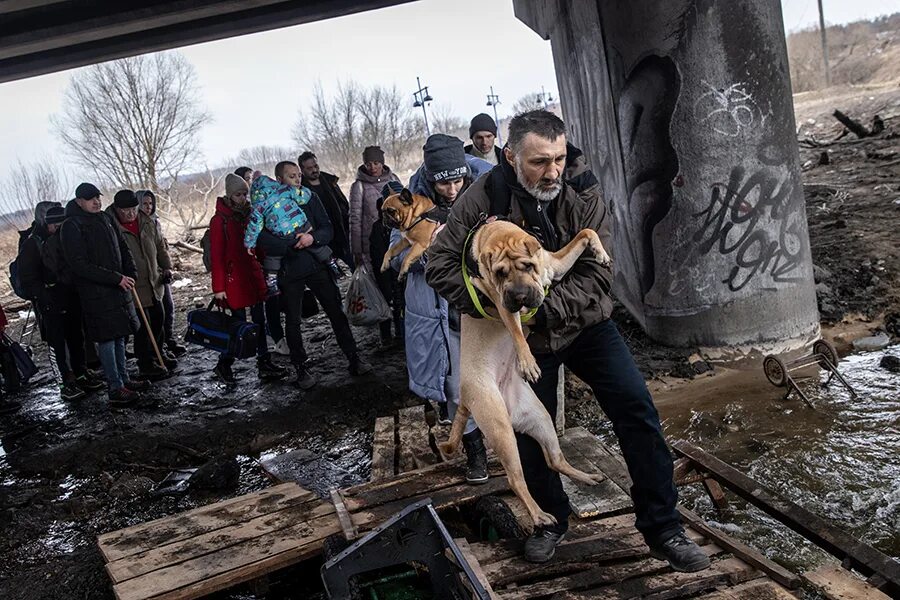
514, 0, 819, 352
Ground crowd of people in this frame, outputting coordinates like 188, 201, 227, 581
1, 108, 710, 572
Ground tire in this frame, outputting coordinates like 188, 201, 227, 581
763, 355, 787, 387
475, 495, 527, 540
813, 339, 839, 369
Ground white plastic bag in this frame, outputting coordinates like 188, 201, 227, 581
344, 265, 392, 326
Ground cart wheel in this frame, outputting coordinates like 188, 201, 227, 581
763, 355, 788, 387
813, 339, 839, 369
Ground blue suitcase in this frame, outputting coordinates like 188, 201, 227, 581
185, 301, 260, 358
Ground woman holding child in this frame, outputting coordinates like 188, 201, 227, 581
209, 173, 286, 384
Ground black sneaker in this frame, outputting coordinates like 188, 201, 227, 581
437, 402, 452, 425
461, 429, 489, 484
649, 531, 711, 572
109, 387, 140, 407
214, 361, 237, 384
60, 382, 87, 402
165, 340, 187, 357
293, 368, 317, 390
524, 528, 566, 563
75, 373, 105, 392
162, 353, 178, 370
348, 356, 372, 376
257, 357, 287, 380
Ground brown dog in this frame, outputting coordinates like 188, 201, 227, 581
440, 220, 612, 527
380, 188, 443, 279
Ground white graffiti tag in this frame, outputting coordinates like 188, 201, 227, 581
695, 81, 762, 137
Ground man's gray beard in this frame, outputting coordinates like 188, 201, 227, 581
515, 159, 562, 201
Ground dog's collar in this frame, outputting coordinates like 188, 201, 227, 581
461, 213, 545, 323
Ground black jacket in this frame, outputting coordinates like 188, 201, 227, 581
60, 200, 139, 342
302, 171, 350, 254
464, 144, 503, 164
16, 225, 73, 316
258, 193, 334, 283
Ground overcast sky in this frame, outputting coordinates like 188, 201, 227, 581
0, 0, 897, 189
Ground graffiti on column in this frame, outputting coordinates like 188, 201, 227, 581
692, 165, 805, 292
694, 80, 772, 137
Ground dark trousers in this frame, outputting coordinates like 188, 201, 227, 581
162, 284, 175, 341
40, 302, 86, 384
134, 300, 164, 371
264, 296, 285, 342
219, 303, 268, 364
520, 319, 681, 545
375, 269, 405, 340
281, 267, 357, 366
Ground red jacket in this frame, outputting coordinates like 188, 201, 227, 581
209, 197, 267, 310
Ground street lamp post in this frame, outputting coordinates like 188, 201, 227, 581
486, 85, 502, 145
536, 85, 554, 108
413, 76, 433, 137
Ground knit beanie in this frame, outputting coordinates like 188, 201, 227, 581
362, 145, 385, 164
469, 113, 497, 139
113, 189, 138, 208
225, 172, 249, 198
45, 205, 66, 225
423, 134, 468, 183
381, 180, 404, 200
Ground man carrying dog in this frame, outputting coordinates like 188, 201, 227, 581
426, 110, 708, 571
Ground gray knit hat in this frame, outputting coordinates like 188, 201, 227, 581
225, 173, 249, 198
423, 134, 468, 183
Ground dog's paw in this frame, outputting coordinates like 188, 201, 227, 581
532, 510, 558, 528
438, 441, 457, 456
518, 354, 542, 383
380, 259, 391, 273
588, 237, 612, 266
397, 269, 409, 282
573, 470, 604, 486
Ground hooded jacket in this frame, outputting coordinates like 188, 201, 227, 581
389, 156, 492, 401
105, 206, 171, 307
348, 164, 401, 265
425, 147, 612, 354
256, 192, 334, 284
60, 200, 139, 342
302, 171, 350, 255
209, 197, 267, 311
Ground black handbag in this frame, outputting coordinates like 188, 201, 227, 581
1, 333, 38, 389
184, 300, 261, 359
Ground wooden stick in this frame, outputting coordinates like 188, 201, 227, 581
832, 110, 869, 138
173, 240, 203, 254
131, 288, 167, 370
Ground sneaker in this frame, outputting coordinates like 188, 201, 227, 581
214, 361, 237, 384
165, 340, 187, 357
437, 402, 452, 426
524, 528, 566, 563
349, 356, 372, 376
461, 429, 489, 484
273, 338, 290, 356
60, 382, 87, 402
109, 387, 140, 407
162, 352, 178, 370
257, 357, 287, 380
293, 367, 317, 391
75, 373, 105, 392
649, 531, 710, 572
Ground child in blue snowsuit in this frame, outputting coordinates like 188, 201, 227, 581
245, 175, 313, 295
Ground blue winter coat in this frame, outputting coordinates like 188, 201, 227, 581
392, 155, 492, 401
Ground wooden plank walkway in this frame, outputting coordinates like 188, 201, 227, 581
97, 408, 825, 600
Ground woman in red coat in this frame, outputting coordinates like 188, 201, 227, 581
209, 173, 286, 384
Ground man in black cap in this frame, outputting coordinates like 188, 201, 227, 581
465, 113, 502, 166
106, 189, 176, 380
61, 183, 146, 407
17, 203, 105, 401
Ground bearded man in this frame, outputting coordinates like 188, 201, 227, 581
426, 110, 709, 571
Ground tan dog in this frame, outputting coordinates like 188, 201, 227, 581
440, 220, 612, 527
380, 188, 443, 279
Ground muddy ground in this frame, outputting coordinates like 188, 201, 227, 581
0, 86, 898, 599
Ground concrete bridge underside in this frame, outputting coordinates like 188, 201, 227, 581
2, 0, 819, 351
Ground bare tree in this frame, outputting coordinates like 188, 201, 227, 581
52, 51, 211, 193
293, 81, 425, 179
235, 145, 294, 174
511, 93, 545, 115
430, 104, 467, 138
0, 159, 70, 229
155, 169, 223, 241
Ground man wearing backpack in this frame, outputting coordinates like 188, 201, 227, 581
426, 110, 709, 572
18, 203, 105, 400
61, 183, 147, 407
